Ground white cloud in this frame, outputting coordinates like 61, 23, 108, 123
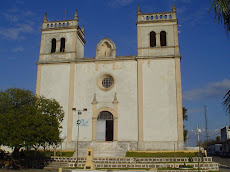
109, 0, 134, 8
2, 13, 19, 22
0, 6, 36, 40
187, 108, 203, 115
12, 46, 24, 52
183, 79, 230, 101
0, 24, 33, 40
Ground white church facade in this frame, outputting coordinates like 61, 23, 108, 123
36, 5, 184, 157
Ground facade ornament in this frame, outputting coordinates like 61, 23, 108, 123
82, 25, 85, 33
137, 4, 141, 15
74, 9, 78, 20
43, 13, 48, 23
113, 93, 119, 104
92, 93, 98, 104
172, 5, 176, 12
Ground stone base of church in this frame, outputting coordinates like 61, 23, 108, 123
61, 141, 184, 157
137, 141, 184, 151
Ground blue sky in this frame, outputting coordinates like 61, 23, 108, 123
0, 0, 229, 146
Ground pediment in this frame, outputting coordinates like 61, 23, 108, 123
96, 38, 116, 59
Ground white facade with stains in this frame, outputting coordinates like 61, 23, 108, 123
36, 6, 184, 157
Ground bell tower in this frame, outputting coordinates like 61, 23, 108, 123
38, 10, 85, 63
137, 5, 180, 57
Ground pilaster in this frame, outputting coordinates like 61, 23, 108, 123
175, 58, 184, 142
92, 94, 98, 141
35, 64, 42, 96
173, 25, 179, 55
113, 93, 119, 141
156, 33, 161, 47
137, 59, 143, 142
67, 63, 75, 142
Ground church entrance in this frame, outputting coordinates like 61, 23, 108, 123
96, 111, 114, 141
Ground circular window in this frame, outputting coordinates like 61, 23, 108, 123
102, 76, 114, 88
97, 74, 115, 91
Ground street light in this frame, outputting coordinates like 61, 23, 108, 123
197, 125, 201, 172
59, 133, 66, 168
72, 108, 87, 167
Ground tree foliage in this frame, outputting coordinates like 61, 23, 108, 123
0, 88, 64, 154
223, 90, 230, 114
210, 0, 230, 34
183, 107, 188, 142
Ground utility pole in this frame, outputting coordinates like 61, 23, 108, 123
72, 108, 87, 167
204, 106, 209, 142
197, 125, 201, 172
187, 134, 189, 147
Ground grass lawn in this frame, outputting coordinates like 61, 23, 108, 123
126, 152, 198, 157
51, 151, 74, 157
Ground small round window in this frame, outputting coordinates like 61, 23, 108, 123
97, 74, 115, 91
102, 76, 114, 88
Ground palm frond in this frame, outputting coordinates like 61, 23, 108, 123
210, 0, 230, 34
222, 89, 230, 113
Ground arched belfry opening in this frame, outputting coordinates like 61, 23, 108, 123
160, 31, 167, 46
150, 31, 156, 47
51, 38, 56, 53
60, 38, 65, 52
96, 111, 114, 141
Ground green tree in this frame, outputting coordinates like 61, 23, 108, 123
0, 88, 64, 156
210, 1, 230, 123
222, 90, 230, 123
183, 107, 188, 142
210, 0, 230, 34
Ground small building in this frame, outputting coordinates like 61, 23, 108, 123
207, 144, 222, 156
221, 126, 230, 154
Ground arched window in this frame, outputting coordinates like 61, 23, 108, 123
97, 111, 113, 141
150, 31, 156, 47
160, 31, 167, 46
51, 38, 56, 53
60, 38, 65, 52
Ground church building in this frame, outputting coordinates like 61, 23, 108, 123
36, 5, 184, 157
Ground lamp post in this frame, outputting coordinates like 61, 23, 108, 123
59, 133, 66, 168
72, 108, 87, 167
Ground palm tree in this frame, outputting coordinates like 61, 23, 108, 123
210, 0, 230, 34
223, 90, 230, 124
210, 1, 230, 123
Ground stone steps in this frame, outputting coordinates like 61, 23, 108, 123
51, 157, 213, 163
68, 162, 219, 171
44, 161, 68, 170
73, 142, 132, 157
48, 156, 219, 171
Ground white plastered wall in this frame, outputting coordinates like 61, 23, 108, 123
72, 61, 138, 142
40, 29, 78, 62
142, 59, 178, 141
138, 23, 176, 57
40, 64, 70, 138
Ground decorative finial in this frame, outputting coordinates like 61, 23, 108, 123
172, 5, 176, 12
113, 93, 118, 104
74, 9, 78, 20
137, 4, 141, 15
82, 25, 84, 33
43, 12, 48, 23
92, 93, 98, 104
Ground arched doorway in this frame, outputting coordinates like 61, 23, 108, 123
96, 111, 113, 141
